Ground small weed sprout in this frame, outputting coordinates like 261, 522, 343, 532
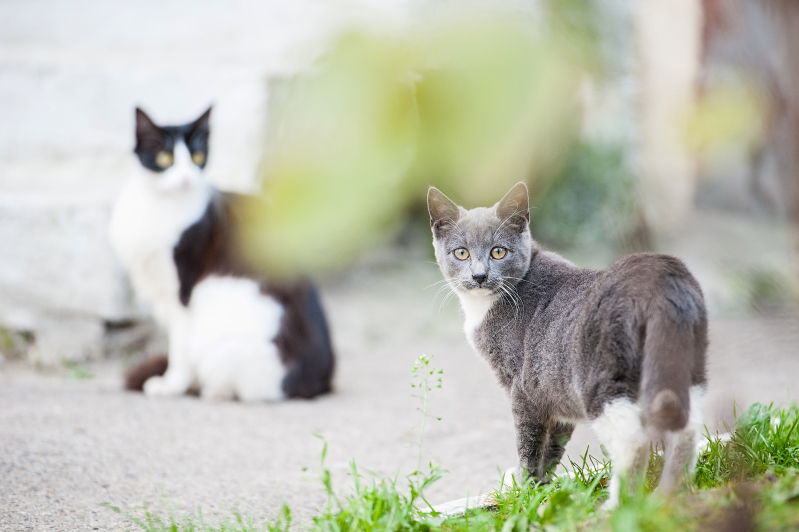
411, 354, 443, 472
104, 401, 799, 531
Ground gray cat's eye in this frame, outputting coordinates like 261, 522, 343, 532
491, 247, 507, 259
453, 248, 470, 261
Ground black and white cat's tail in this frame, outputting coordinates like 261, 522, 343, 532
268, 283, 336, 399
641, 280, 708, 432
125, 355, 168, 391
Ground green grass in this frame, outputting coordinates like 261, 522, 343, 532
63, 360, 94, 380
107, 401, 799, 531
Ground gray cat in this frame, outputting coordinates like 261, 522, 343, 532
428, 182, 707, 508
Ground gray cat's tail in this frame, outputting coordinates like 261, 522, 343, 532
641, 294, 706, 432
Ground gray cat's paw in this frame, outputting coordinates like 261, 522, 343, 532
501, 467, 523, 491
600, 499, 617, 512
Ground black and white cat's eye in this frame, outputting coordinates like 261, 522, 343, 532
155, 151, 174, 169
453, 248, 470, 261
491, 247, 507, 259
192, 152, 206, 166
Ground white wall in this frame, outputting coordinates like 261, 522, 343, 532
0, 0, 413, 363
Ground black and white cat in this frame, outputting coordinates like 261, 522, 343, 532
428, 182, 707, 508
110, 107, 334, 400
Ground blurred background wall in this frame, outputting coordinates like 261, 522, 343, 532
0, 0, 797, 374
0, 0, 417, 364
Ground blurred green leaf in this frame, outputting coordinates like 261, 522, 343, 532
246, 12, 599, 276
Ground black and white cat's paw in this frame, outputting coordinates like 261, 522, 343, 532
143, 376, 187, 397
200, 384, 235, 401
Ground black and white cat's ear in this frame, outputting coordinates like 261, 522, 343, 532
190, 106, 212, 133
135, 107, 162, 149
427, 187, 461, 233
496, 182, 530, 228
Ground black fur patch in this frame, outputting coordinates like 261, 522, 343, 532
171, 191, 335, 399
264, 284, 335, 399
125, 355, 168, 391
135, 107, 210, 173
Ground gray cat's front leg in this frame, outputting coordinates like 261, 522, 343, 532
543, 421, 575, 475
511, 385, 549, 481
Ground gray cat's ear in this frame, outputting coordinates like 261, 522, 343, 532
496, 182, 530, 228
427, 187, 460, 233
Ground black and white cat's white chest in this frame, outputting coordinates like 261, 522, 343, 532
109, 174, 212, 316
112, 106, 336, 400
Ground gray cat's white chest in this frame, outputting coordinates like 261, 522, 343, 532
457, 292, 499, 351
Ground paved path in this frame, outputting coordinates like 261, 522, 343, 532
2, 259, 799, 531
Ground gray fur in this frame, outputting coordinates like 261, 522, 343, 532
428, 183, 708, 485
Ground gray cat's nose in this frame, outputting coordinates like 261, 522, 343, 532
472, 273, 487, 285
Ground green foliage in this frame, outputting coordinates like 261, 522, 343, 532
63, 360, 93, 380
106, 400, 799, 532
757, 473, 799, 530
308, 356, 445, 531
0, 326, 34, 360
733, 266, 799, 312
529, 141, 637, 251
695, 402, 799, 487
411, 355, 443, 470
102, 502, 275, 532
311, 458, 445, 532
733, 402, 799, 476
243, 7, 600, 278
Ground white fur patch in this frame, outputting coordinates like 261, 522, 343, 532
591, 398, 649, 509
457, 289, 499, 348
188, 276, 286, 401
108, 148, 211, 324
687, 386, 705, 434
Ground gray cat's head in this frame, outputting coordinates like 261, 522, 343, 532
428, 182, 534, 296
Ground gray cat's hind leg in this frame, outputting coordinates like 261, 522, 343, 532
657, 385, 705, 493
591, 397, 650, 510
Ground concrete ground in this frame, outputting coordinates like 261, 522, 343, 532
2, 255, 799, 531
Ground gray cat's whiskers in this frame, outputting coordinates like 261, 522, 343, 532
429, 283, 452, 307
427, 182, 708, 507
434, 284, 455, 312
440, 217, 466, 240
491, 205, 522, 240
438, 279, 464, 314
495, 280, 523, 332
421, 278, 453, 291
425, 277, 460, 316
500, 275, 548, 296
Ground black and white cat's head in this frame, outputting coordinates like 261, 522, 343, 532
134, 107, 211, 192
428, 182, 534, 296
